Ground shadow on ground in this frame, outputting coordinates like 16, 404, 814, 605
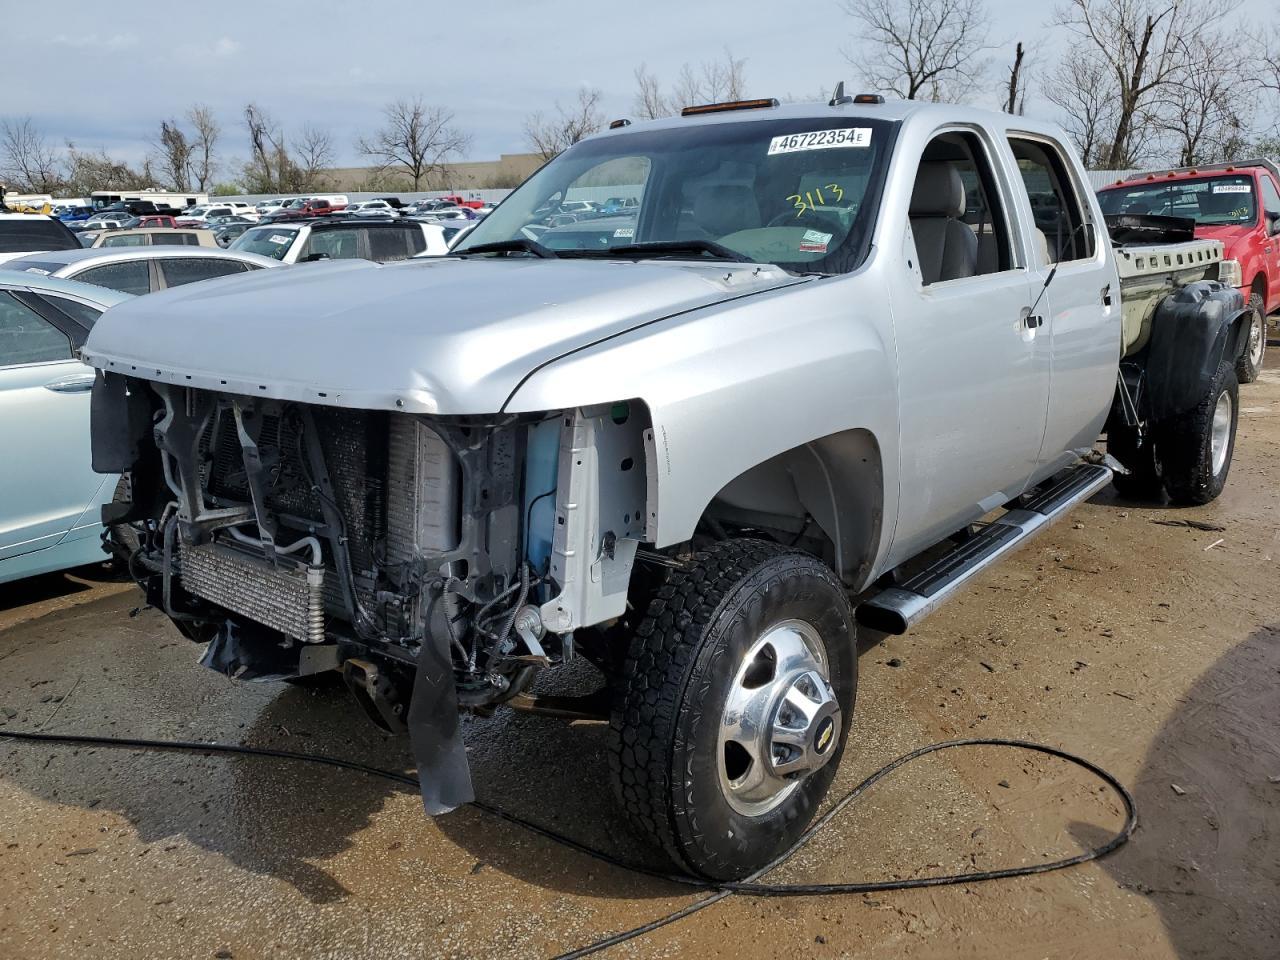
1077, 624, 1280, 959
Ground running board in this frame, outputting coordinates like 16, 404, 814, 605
856, 463, 1112, 635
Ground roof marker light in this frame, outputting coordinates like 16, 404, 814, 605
681, 98, 779, 116
853, 93, 885, 104
608, 118, 631, 129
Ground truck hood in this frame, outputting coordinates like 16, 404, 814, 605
1195, 222, 1255, 255
82, 256, 803, 414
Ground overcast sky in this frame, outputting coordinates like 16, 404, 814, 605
4, 0, 1276, 174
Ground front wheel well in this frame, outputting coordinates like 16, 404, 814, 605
697, 429, 884, 589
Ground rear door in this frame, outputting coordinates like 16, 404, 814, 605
1004, 134, 1119, 474
0, 291, 105, 561
888, 127, 1050, 561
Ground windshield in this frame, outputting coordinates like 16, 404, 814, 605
456, 115, 895, 274
1098, 174, 1258, 226
231, 226, 297, 259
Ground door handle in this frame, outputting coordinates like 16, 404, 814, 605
44, 374, 96, 393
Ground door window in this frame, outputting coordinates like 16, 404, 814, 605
300, 229, 360, 261
74, 260, 153, 296
0, 292, 73, 365
158, 258, 251, 288
152, 233, 195, 246
101, 233, 148, 247
908, 131, 1013, 285
368, 227, 426, 262
1007, 137, 1096, 266
1259, 175, 1280, 231
35, 295, 104, 334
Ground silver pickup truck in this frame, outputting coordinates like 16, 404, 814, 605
84, 95, 1248, 879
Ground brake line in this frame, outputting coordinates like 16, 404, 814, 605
1, 730, 1136, 958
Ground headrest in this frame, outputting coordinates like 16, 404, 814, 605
693, 184, 760, 236
910, 162, 966, 219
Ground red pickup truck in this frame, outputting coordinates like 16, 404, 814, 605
437, 193, 485, 210
1098, 160, 1280, 382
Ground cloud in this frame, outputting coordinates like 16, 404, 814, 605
213, 37, 242, 57
52, 33, 138, 49
172, 36, 243, 61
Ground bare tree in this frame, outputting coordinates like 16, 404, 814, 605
153, 120, 193, 191
295, 125, 335, 190
242, 103, 297, 193
634, 64, 670, 120
524, 87, 605, 161
633, 50, 748, 119
188, 104, 219, 191
62, 142, 150, 195
357, 98, 470, 191
1, 117, 63, 193
1004, 42, 1028, 114
841, 0, 994, 101
1155, 31, 1256, 165
1053, 0, 1240, 169
1044, 52, 1121, 166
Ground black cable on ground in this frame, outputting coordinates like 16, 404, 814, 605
1, 730, 1137, 959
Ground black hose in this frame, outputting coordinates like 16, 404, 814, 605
0, 730, 1136, 959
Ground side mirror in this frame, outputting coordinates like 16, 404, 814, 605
1267, 212, 1280, 236
300, 252, 331, 263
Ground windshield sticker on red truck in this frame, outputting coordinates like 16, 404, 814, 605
768, 128, 872, 156
1212, 184, 1251, 194
799, 229, 832, 253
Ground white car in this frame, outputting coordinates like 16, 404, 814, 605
5, 246, 280, 296
231, 219, 441, 264
0, 271, 133, 583
175, 202, 259, 227
345, 200, 399, 217
256, 198, 290, 215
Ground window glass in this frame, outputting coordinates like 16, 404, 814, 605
458, 117, 897, 275
301, 229, 360, 261
75, 260, 152, 296
368, 227, 424, 261
101, 233, 148, 247
0, 218, 80, 253
0, 292, 73, 365
1008, 138, 1096, 265
1259, 175, 1280, 218
908, 131, 1012, 285
1097, 174, 1257, 227
36, 295, 103, 331
159, 258, 250, 288
231, 227, 296, 259
152, 233, 194, 246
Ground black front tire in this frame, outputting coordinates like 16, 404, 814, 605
1159, 360, 1238, 505
1235, 293, 1266, 384
609, 539, 857, 879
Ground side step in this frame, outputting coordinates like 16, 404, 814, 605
856, 463, 1112, 635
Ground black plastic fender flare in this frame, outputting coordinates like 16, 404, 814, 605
1140, 280, 1247, 422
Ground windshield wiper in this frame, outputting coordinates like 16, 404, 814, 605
565, 240, 753, 263
457, 238, 558, 259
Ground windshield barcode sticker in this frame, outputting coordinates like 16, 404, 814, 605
613, 227, 635, 238
768, 128, 872, 155
1212, 184, 1250, 194
268, 234, 292, 244
799, 229, 832, 253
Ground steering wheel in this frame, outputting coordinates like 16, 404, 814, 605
766, 210, 845, 238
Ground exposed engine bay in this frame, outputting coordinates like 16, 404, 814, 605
91, 373, 651, 810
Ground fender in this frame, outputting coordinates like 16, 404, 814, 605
1141, 280, 1247, 421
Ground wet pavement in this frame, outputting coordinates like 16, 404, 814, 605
3, 364, 1280, 959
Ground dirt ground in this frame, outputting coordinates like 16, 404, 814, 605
3, 366, 1279, 960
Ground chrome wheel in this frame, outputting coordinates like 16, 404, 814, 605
1248, 309, 1264, 368
717, 619, 841, 817
1211, 388, 1232, 476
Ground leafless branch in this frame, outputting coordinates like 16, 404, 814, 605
357, 97, 471, 191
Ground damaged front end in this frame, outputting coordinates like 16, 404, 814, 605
91, 373, 651, 813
